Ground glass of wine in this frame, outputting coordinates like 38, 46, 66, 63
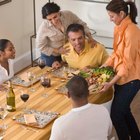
40, 76, 51, 97
38, 58, 46, 69
38, 58, 46, 76
20, 91, 29, 111
27, 72, 36, 92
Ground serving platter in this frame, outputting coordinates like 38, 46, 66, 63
56, 67, 115, 95
78, 67, 115, 91
14, 109, 59, 128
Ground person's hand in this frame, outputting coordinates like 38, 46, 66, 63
58, 47, 70, 55
100, 64, 107, 68
81, 66, 91, 72
52, 61, 62, 69
99, 82, 112, 93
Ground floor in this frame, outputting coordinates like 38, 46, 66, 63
110, 90, 140, 140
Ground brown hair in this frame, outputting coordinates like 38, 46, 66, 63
42, 2, 60, 19
66, 23, 85, 38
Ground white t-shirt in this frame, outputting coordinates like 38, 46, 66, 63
50, 103, 112, 140
0, 59, 14, 84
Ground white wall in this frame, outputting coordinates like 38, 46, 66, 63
36, 0, 114, 37
136, 0, 140, 27
0, 0, 34, 73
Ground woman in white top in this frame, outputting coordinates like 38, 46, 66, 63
0, 39, 15, 85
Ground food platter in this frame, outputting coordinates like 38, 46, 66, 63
14, 109, 59, 128
78, 67, 115, 93
56, 67, 115, 95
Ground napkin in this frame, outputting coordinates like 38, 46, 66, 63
24, 114, 37, 125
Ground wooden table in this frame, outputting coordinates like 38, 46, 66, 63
0, 66, 113, 140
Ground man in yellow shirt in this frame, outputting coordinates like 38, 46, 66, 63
52, 23, 109, 70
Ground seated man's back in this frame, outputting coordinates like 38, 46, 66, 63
50, 76, 112, 140
50, 103, 112, 140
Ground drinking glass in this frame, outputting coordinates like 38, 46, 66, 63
20, 91, 29, 111
38, 58, 46, 76
38, 58, 46, 69
40, 76, 51, 97
0, 105, 8, 137
27, 72, 36, 92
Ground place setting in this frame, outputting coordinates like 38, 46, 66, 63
10, 71, 40, 88
51, 66, 79, 79
14, 109, 59, 129
11, 89, 59, 130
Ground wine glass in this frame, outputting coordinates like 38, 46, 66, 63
38, 58, 46, 76
20, 91, 29, 111
0, 105, 8, 136
38, 58, 46, 69
40, 76, 51, 97
27, 72, 36, 92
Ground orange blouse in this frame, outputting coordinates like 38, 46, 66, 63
105, 16, 140, 85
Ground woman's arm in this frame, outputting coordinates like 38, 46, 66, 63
36, 22, 54, 56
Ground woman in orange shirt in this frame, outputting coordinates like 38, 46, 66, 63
100, 0, 140, 140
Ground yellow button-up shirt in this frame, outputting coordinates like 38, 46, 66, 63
105, 16, 140, 85
62, 40, 109, 69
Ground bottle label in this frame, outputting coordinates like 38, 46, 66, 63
7, 105, 12, 110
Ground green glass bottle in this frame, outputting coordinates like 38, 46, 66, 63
6, 81, 16, 112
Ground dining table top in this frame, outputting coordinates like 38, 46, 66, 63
0, 66, 113, 140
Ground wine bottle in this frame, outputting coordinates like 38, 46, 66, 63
6, 81, 16, 112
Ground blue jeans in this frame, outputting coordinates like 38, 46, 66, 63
111, 80, 140, 140
41, 53, 61, 67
